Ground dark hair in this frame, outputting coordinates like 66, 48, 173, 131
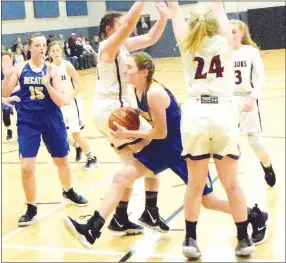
98, 12, 123, 40
132, 52, 155, 85
28, 33, 45, 46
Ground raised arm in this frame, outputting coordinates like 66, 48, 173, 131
124, 2, 168, 52
167, 1, 189, 43
211, 1, 233, 48
101, 1, 145, 59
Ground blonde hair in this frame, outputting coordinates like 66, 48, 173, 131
180, 5, 219, 56
230, 20, 259, 49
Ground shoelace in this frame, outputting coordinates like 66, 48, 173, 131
79, 214, 94, 224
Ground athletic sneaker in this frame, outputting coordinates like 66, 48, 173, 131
248, 204, 269, 245
6, 129, 12, 140
64, 211, 104, 249
235, 236, 255, 256
83, 157, 98, 170
75, 147, 82, 162
63, 188, 88, 206
108, 214, 143, 235
182, 237, 201, 259
138, 207, 169, 233
18, 204, 37, 227
261, 162, 276, 187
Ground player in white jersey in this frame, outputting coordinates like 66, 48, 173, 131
230, 19, 276, 187
48, 41, 97, 170
88, 1, 171, 234
168, 1, 254, 258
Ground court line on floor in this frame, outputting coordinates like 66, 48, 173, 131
119, 176, 218, 262
2, 244, 280, 262
1, 161, 122, 165
2, 175, 113, 243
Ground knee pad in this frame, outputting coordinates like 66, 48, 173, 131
248, 132, 268, 159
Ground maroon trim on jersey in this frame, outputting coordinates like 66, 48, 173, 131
115, 58, 124, 108
250, 63, 263, 131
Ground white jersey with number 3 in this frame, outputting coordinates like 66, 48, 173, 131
233, 45, 265, 99
181, 35, 235, 98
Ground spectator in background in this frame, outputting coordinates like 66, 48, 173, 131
14, 47, 25, 65
77, 37, 93, 68
12, 37, 22, 52
64, 41, 79, 69
68, 33, 76, 49
91, 35, 100, 53
47, 34, 54, 46
58, 34, 65, 48
83, 39, 97, 66
22, 42, 31, 61
74, 39, 88, 69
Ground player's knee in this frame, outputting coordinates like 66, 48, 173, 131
113, 172, 129, 187
222, 179, 238, 194
248, 132, 268, 159
201, 194, 215, 210
21, 162, 34, 177
53, 157, 69, 169
188, 182, 205, 196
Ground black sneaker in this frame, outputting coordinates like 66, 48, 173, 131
75, 147, 82, 162
108, 214, 144, 235
64, 211, 104, 249
63, 188, 88, 207
248, 204, 268, 245
6, 129, 12, 140
182, 237, 201, 259
261, 162, 276, 187
138, 207, 169, 233
235, 236, 255, 256
83, 157, 98, 171
18, 204, 37, 227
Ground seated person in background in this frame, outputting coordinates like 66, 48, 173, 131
14, 47, 25, 65
83, 39, 97, 66
74, 39, 88, 69
64, 42, 79, 70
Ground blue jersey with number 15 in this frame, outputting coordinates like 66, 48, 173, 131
18, 62, 57, 111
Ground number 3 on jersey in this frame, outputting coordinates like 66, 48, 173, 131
29, 86, 45, 100
194, 55, 224, 79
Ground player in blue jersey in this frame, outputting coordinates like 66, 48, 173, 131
1, 52, 21, 140
2, 33, 88, 227
64, 52, 267, 249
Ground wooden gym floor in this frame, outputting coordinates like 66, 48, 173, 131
1, 49, 285, 262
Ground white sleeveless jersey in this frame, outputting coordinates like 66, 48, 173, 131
233, 45, 265, 99
52, 60, 74, 99
181, 35, 235, 98
95, 40, 130, 99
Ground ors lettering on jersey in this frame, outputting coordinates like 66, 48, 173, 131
234, 60, 247, 68
24, 76, 42, 85
61, 75, 66, 80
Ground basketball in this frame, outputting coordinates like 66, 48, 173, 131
108, 107, 140, 131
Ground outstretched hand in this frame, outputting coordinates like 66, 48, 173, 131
155, 1, 170, 17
